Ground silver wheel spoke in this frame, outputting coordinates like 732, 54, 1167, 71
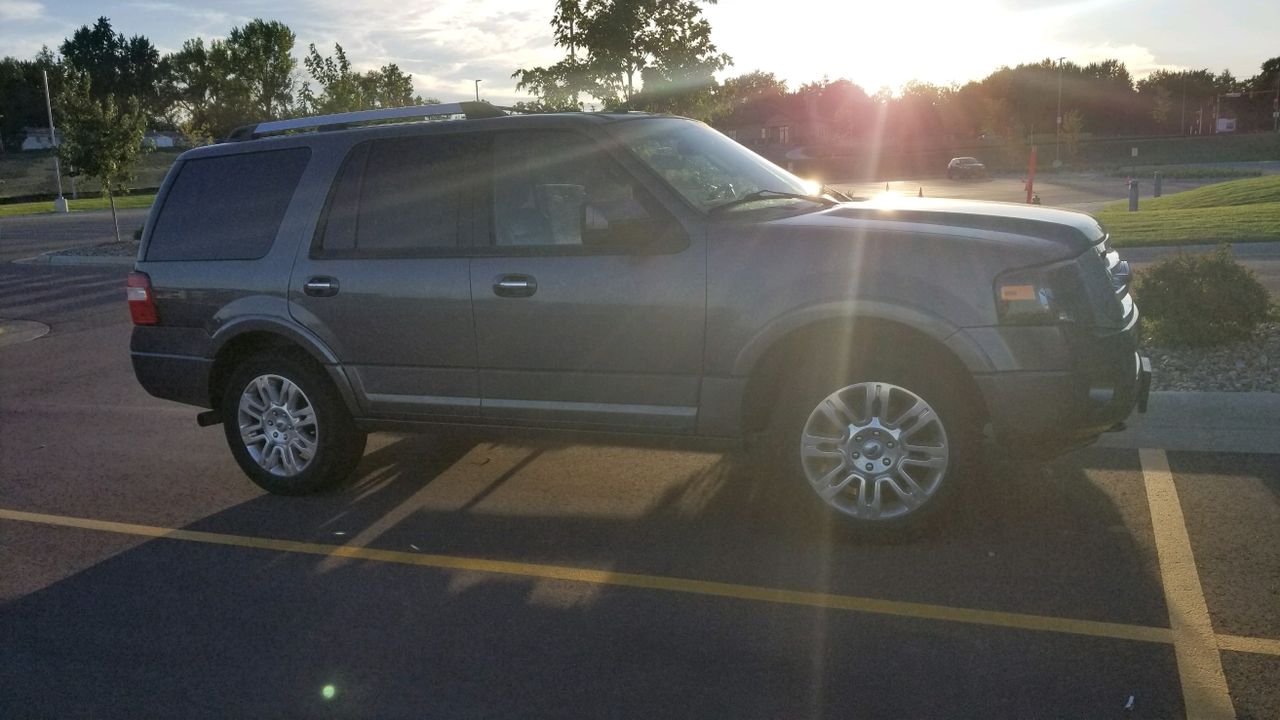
887, 470, 926, 509
856, 477, 882, 518
893, 398, 931, 430
816, 468, 857, 502
816, 394, 856, 427
801, 432, 844, 461
862, 383, 890, 423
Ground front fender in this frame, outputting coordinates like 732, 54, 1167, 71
729, 300, 993, 377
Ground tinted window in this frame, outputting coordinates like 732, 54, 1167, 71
147, 148, 310, 261
491, 130, 654, 247
318, 135, 480, 255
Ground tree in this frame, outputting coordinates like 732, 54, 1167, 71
1150, 85, 1172, 128
222, 20, 297, 120
299, 43, 428, 115
56, 72, 147, 243
1061, 109, 1084, 157
0, 49, 61, 153
514, 0, 730, 110
162, 20, 298, 139
59, 17, 164, 122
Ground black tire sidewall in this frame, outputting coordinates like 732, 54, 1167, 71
220, 354, 365, 495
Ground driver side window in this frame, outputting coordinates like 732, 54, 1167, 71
490, 130, 656, 248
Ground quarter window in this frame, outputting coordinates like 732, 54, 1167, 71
147, 147, 310, 261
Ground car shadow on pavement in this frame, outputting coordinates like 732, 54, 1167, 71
0, 438, 1184, 718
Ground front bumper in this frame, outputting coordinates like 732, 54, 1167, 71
968, 320, 1151, 456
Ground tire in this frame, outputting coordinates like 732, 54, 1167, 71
768, 354, 980, 538
220, 352, 367, 495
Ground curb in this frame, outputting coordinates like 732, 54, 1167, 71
12, 252, 135, 267
1096, 391, 1280, 455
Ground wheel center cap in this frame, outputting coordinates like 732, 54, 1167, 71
861, 442, 884, 460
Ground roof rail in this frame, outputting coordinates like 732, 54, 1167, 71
225, 101, 508, 141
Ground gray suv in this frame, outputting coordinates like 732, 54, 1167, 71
129, 102, 1150, 534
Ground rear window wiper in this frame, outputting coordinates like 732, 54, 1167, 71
708, 189, 838, 214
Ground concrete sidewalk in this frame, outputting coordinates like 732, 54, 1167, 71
1097, 391, 1280, 454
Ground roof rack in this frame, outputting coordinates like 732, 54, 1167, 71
226, 101, 508, 141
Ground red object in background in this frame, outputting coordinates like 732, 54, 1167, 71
1025, 146, 1037, 204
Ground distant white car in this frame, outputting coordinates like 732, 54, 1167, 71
947, 157, 986, 179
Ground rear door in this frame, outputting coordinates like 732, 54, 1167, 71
289, 133, 484, 419
468, 128, 707, 432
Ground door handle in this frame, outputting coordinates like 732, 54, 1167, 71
493, 274, 537, 298
303, 276, 340, 297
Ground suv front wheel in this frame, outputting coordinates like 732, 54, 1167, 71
221, 353, 367, 495
772, 360, 978, 536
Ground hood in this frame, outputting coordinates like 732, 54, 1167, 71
797, 196, 1106, 256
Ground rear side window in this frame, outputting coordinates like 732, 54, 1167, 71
316, 134, 483, 256
146, 148, 310, 261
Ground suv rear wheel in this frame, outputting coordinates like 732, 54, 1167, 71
771, 357, 978, 537
221, 353, 367, 495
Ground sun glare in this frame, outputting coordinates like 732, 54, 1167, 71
709, 0, 1079, 94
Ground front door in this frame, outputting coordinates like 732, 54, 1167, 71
468, 128, 707, 432
290, 132, 484, 418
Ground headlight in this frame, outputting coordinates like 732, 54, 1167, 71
994, 262, 1088, 325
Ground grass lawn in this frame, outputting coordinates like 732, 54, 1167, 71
1095, 175, 1280, 247
0, 193, 156, 218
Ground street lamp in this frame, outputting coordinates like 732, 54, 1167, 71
42, 70, 68, 213
474, 79, 483, 102
1055, 57, 1065, 167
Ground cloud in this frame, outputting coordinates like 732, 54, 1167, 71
0, 0, 43, 22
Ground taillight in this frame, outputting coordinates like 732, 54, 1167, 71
126, 271, 158, 325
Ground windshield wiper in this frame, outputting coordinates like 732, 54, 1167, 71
708, 189, 838, 214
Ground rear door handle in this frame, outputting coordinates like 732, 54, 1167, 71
304, 276, 339, 297
493, 274, 536, 298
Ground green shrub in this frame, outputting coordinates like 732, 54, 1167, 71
1133, 245, 1271, 347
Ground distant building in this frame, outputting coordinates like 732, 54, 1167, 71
716, 104, 839, 149
20, 127, 184, 151
20, 128, 59, 151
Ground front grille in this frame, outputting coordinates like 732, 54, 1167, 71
1088, 233, 1135, 326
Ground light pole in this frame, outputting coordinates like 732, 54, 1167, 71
474, 79, 482, 102
1180, 73, 1187, 135
1055, 57, 1065, 166
42, 70, 68, 213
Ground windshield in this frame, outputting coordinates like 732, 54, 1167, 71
607, 117, 817, 212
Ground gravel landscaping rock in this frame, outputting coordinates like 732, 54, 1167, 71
1147, 321, 1280, 392
50, 241, 140, 258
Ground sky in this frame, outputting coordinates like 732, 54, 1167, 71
1, 0, 1276, 106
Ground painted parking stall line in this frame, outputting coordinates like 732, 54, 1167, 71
4, 503, 1279, 662
1140, 448, 1235, 719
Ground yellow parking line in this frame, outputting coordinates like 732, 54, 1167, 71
1217, 634, 1280, 656
1141, 448, 1236, 719
1, 505, 1278, 661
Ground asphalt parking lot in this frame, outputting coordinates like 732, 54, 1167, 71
1, 263, 1278, 718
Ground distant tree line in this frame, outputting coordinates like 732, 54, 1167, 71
516, 2, 1280, 152
0, 15, 433, 153
0, 8, 1277, 160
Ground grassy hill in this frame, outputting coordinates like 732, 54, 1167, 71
1095, 175, 1280, 247
0, 149, 179, 201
